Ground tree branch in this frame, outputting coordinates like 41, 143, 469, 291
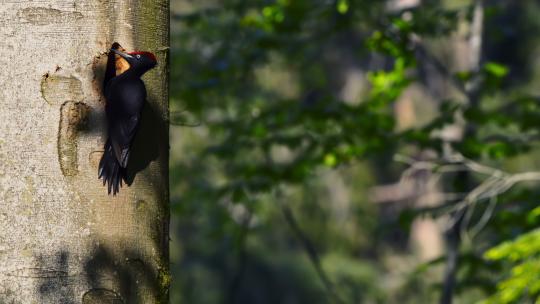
276, 191, 344, 304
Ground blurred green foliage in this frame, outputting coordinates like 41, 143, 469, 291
481, 227, 540, 304
170, 0, 540, 303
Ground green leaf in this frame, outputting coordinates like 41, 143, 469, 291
323, 153, 338, 167
336, 0, 349, 14
527, 207, 540, 225
484, 62, 509, 79
481, 230, 540, 303
484, 229, 540, 262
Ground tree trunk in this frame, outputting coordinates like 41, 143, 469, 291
0, 1, 169, 303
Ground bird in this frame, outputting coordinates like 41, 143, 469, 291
98, 42, 157, 195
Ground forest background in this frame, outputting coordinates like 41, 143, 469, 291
169, 0, 540, 303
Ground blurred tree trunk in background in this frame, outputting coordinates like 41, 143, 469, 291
373, 1, 485, 299
0, 1, 169, 303
441, 2, 484, 304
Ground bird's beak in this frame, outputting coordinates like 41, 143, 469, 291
111, 48, 134, 60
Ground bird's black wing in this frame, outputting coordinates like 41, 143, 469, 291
109, 114, 139, 168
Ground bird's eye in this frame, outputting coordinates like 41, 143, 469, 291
136, 54, 141, 59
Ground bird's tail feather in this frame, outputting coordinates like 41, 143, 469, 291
98, 139, 126, 195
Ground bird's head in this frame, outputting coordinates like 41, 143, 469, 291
112, 48, 157, 75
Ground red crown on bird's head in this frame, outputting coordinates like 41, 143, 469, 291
129, 51, 157, 62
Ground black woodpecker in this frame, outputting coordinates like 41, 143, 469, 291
99, 42, 157, 195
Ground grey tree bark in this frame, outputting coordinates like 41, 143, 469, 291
0, 1, 169, 303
